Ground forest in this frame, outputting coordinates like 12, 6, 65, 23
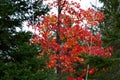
0, 0, 120, 80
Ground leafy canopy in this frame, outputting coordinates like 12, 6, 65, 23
30, 0, 113, 79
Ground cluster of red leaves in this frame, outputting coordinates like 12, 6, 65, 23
67, 68, 97, 80
67, 77, 82, 80
30, 0, 112, 79
31, 23, 112, 71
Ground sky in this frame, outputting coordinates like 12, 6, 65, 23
43, 0, 103, 9
20, 0, 103, 32
80, 0, 103, 9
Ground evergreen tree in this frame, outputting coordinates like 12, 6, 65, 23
0, 0, 57, 80
0, 0, 49, 55
91, 0, 120, 79
99, 0, 120, 50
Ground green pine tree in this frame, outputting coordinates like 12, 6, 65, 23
0, 0, 57, 80
90, 0, 120, 80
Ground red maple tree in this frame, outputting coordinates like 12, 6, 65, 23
29, 0, 112, 79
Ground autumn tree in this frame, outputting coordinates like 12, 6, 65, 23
31, 0, 112, 80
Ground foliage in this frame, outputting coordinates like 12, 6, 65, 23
0, 0, 50, 55
0, 34, 56, 80
91, 0, 120, 80
0, 0, 57, 80
98, 0, 120, 49
31, 0, 113, 79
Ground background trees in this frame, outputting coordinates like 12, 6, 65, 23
0, 0, 57, 80
0, 0, 49, 55
91, 0, 120, 80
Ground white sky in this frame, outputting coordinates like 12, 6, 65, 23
20, 0, 103, 32
80, 0, 103, 9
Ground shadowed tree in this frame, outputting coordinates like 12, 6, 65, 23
0, 0, 57, 80
90, 0, 120, 80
